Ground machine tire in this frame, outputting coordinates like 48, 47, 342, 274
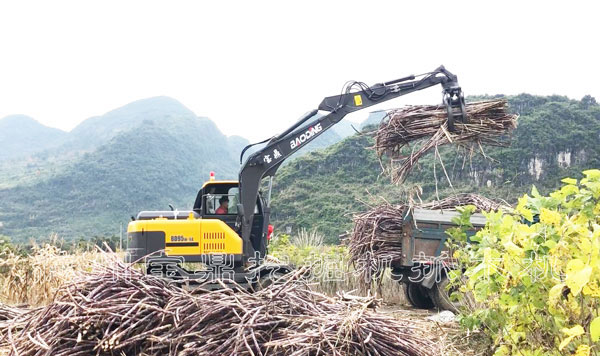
405, 283, 434, 309
255, 271, 287, 290
145, 259, 182, 279
430, 275, 461, 312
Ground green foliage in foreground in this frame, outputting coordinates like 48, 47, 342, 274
451, 170, 600, 355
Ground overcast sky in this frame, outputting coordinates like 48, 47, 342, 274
1, 0, 598, 141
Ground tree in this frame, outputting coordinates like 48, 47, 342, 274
581, 95, 597, 109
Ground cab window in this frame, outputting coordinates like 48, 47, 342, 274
204, 187, 259, 215
204, 187, 240, 215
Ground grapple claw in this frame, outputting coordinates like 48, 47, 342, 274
444, 87, 467, 132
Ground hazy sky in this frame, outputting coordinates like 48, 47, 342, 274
1, 0, 598, 141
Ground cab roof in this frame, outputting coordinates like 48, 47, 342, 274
201, 180, 239, 189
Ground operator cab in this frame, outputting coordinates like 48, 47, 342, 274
192, 181, 242, 228
192, 174, 268, 257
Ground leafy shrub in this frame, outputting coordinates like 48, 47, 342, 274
453, 170, 600, 355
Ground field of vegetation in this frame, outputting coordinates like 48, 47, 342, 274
2, 171, 599, 355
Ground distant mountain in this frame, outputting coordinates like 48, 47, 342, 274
0, 96, 365, 241
59, 96, 199, 152
0, 114, 242, 240
0, 97, 251, 187
0, 97, 253, 240
0, 115, 67, 161
360, 111, 387, 130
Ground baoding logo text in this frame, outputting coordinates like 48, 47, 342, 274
290, 124, 323, 149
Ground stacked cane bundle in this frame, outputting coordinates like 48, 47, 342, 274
347, 204, 408, 284
419, 193, 509, 212
0, 258, 437, 356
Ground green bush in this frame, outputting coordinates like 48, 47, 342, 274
453, 170, 600, 355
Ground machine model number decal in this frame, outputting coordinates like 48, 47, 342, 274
290, 123, 322, 149
170, 235, 193, 242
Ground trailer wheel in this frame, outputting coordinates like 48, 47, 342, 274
430, 275, 461, 312
405, 283, 434, 309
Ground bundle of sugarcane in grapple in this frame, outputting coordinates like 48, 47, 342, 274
374, 99, 518, 183
0, 257, 439, 356
348, 194, 505, 311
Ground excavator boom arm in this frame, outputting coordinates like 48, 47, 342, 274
237, 65, 465, 262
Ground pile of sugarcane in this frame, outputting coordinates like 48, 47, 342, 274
419, 193, 509, 212
0, 304, 29, 322
0, 258, 438, 356
348, 194, 507, 285
347, 204, 408, 285
374, 99, 518, 183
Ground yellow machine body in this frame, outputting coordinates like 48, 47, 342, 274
127, 217, 242, 256
127, 180, 246, 263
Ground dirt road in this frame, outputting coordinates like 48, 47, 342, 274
381, 305, 485, 356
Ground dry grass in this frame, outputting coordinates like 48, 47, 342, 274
270, 232, 407, 304
0, 244, 116, 306
305, 259, 407, 305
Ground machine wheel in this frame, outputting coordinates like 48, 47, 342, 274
145, 258, 183, 280
255, 271, 287, 290
404, 283, 434, 309
429, 275, 462, 312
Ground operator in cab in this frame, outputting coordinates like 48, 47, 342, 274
216, 196, 229, 214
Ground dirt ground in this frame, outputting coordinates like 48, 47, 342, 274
381, 304, 487, 356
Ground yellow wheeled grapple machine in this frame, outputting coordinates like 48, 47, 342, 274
127, 65, 468, 290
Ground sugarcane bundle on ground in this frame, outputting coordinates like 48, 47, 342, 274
0, 303, 35, 341
374, 99, 518, 183
0, 304, 28, 322
0, 257, 438, 356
